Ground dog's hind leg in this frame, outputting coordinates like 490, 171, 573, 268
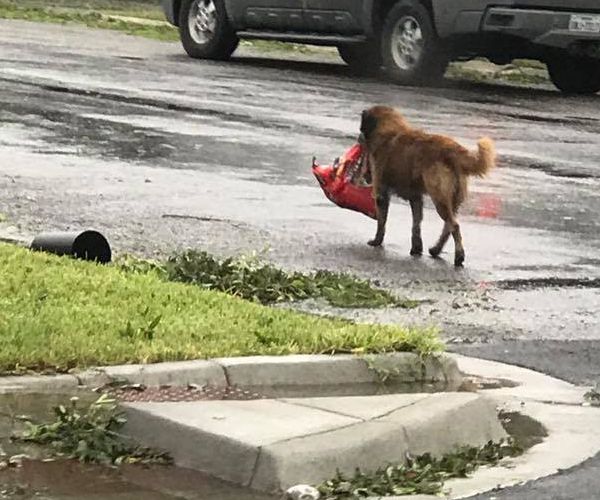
451, 221, 465, 267
409, 197, 423, 256
424, 166, 464, 265
429, 203, 465, 266
429, 208, 452, 259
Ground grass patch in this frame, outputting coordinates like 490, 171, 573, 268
0, 0, 180, 41
318, 439, 523, 498
0, 0, 335, 55
0, 244, 440, 374
0, 0, 162, 16
239, 39, 335, 56
513, 58, 547, 70
14, 394, 171, 465
448, 61, 549, 86
154, 250, 418, 309
496, 68, 548, 85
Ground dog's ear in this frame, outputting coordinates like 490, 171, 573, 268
360, 109, 378, 141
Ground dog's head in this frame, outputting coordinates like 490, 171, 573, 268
358, 106, 407, 146
358, 108, 379, 145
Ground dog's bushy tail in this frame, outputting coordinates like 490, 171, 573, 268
459, 137, 496, 177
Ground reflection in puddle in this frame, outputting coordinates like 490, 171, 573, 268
0, 460, 275, 499
474, 193, 502, 219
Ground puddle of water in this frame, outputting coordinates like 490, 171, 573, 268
0, 393, 275, 500
499, 411, 548, 450
102, 377, 480, 403
496, 277, 600, 290
247, 380, 461, 398
0, 392, 97, 459
0, 460, 275, 499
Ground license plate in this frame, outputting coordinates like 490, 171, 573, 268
569, 14, 600, 33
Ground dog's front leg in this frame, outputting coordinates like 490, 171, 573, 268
369, 189, 390, 247
410, 197, 424, 255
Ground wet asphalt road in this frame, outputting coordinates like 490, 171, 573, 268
1, 19, 600, 499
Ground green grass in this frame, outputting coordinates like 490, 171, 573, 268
0, 0, 162, 16
0, 0, 331, 54
447, 60, 549, 86
0, 0, 327, 53
0, 0, 180, 41
0, 244, 441, 374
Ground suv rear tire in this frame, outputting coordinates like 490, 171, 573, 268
547, 55, 600, 95
338, 43, 382, 76
179, 0, 239, 60
381, 0, 448, 85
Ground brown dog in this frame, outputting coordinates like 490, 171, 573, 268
359, 105, 496, 267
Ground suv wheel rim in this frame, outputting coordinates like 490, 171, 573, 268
390, 15, 424, 71
189, 0, 217, 45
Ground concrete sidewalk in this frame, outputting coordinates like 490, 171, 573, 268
2, 352, 599, 498
124, 392, 504, 492
110, 353, 495, 492
115, 353, 600, 498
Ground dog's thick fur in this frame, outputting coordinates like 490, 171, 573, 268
359, 105, 496, 266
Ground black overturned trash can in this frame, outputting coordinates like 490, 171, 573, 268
30, 230, 112, 264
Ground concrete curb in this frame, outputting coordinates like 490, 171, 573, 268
1, 353, 598, 499
440, 354, 600, 499
0, 352, 461, 394
0, 374, 78, 394
77, 360, 228, 389
119, 353, 600, 497
123, 392, 506, 492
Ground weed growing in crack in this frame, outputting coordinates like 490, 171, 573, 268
13, 394, 171, 466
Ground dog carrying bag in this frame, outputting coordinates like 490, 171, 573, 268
312, 143, 377, 220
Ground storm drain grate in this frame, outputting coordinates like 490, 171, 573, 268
102, 384, 266, 403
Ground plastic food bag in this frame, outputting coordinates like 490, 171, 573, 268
312, 143, 376, 219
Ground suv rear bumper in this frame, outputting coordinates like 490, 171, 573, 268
482, 8, 600, 52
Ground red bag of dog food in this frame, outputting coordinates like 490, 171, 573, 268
312, 144, 376, 219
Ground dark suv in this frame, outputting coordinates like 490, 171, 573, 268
162, 0, 600, 94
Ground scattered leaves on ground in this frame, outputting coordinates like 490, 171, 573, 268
163, 250, 418, 309
13, 394, 171, 465
584, 387, 600, 407
318, 439, 523, 498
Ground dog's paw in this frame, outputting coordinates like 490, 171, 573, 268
410, 239, 423, 256
368, 239, 383, 247
454, 252, 465, 267
429, 246, 441, 258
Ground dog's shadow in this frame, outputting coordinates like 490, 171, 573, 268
335, 243, 471, 282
